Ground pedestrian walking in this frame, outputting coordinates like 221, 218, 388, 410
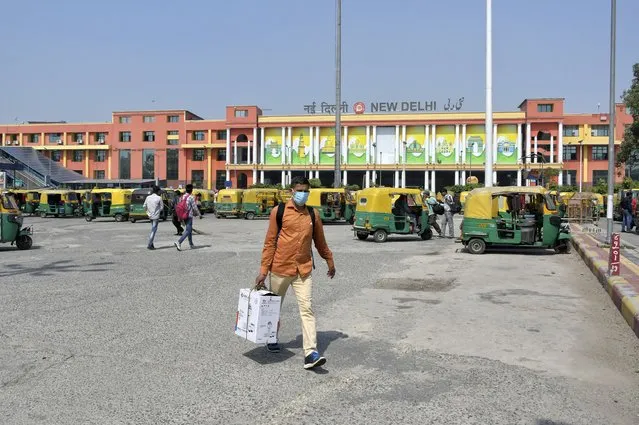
255, 176, 336, 370
170, 190, 184, 235
174, 184, 201, 251
423, 190, 443, 237
621, 191, 633, 232
440, 188, 455, 238
143, 185, 164, 250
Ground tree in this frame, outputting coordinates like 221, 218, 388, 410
617, 63, 639, 166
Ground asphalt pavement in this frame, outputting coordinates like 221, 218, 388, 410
1, 213, 638, 425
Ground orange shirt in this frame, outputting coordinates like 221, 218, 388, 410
260, 200, 334, 277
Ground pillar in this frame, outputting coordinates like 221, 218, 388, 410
281, 127, 286, 165
424, 170, 429, 190
260, 128, 265, 164
558, 123, 564, 165
287, 126, 292, 165
401, 169, 406, 188
207, 148, 212, 189
461, 170, 466, 184
455, 170, 460, 185
84, 150, 90, 176
517, 169, 522, 186
315, 126, 321, 164
342, 126, 348, 165
226, 129, 231, 165
493, 124, 498, 165
287, 170, 292, 185
401, 125, 407, 164
260, 170, 265, 183
430, 170, 436, 192
107, 150, 112, 179
455, 124, 460, 164
525, 123, 531, 164
394, 125, 400, 163
516, 124, 522, 164
365, 170, 370, 188
281, 170, 286, 187
365, 126, 371, 164
493, 171, 497, 185
342, 170, 347, 185
424, 125, 430, 164
394, 170, 399, 187
252, 169, 257, 185
252, 127, 258, 164
558, 170, 563, 185
550, 135, 554, 164
308, 126, 314, 165
431, 125, 437, 163
461, 124, 467, 164
533, 135, 538, 163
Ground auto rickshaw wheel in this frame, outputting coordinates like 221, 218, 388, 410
130, 218, 137, 223
114, 213, 124, 222
554, 241, 571, 254
420, 229, 433, 240
467, 238, 486, 254
40, 212, 47, 218
85, 216, 93, 222
373, 229, 388, 243
215, 213, 221, 219
245, 212, 255, 220
356, 231, 369, 241
16, 235, 32, 250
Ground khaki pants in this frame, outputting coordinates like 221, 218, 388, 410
270, 272, 317, 356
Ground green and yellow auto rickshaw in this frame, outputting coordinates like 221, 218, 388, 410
352, 187, 432, 242
278, 189, 293, 204
13, 190, 41, 215
37, 190, 79, 218
0, 191, 33, 250
460, 191, 470, 213
215, 189, 244, 218
85, 188, 132, 222
240, 188, 279, 220
307, 188, 355, 223
128, 188, 169, 223
460, 186, 571, 254
192, 189, 215, 213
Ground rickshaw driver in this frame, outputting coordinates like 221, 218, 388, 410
394, 194, 417, 230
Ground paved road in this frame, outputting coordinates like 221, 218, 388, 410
1, 214, 638, 424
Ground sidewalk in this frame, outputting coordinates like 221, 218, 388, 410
571, 223, 639, 338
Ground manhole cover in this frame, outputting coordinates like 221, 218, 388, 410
375, 277, 456, 292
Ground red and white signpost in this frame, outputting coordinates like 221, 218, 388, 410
609, 232, 621, 276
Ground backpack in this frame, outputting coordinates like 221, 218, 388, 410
175, 194, 190, 221
432, 203, 445, 215
275, 202, 316, 269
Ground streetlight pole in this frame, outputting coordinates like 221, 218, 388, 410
606, 0, 616, 244
402, 141, 407, 188
333, 0, 342, 188
484, 0, 493, 187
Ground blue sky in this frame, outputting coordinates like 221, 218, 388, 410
0, 0, 637, 123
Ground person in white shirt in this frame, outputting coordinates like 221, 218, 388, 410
143, 185, 164, 250
441, 188, 455, 238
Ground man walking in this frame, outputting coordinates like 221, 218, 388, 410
255, 176, 336, 370
143, 185, 164, 250
174, 184, 200, 251
440, 188, 455, 238
170, 190, 184, 236
424, 190, 443, 237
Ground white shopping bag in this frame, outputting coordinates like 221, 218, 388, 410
234, 288, 281, 344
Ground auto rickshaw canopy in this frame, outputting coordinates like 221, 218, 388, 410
464, 186, 553, 220
242, 188, 279, 204
90, 188, 132, 204
355, 187, 424, 214
217, 189, 243, 202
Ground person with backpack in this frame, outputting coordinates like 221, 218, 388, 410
170, 190, 184, 236
255, 176, 335, 370
440, 188, 455, 238
173, 184, 201, 251
143, 185, 164, 250
621, 191, 633, 232
423, 190, 443, 237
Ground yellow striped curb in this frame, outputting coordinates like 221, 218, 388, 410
621, 296, 639, 329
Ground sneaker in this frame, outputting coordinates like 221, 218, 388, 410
147, 245, 155, 250
189, 244, 195, 250
174, 242, 182, 251
304, 351, 326, 369
266, 343, 281, 353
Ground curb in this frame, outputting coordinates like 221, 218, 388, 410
571, 233, 639, 338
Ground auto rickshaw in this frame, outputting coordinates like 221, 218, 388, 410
460, 191, 470, 212
240, 188, 280, 219
85, 188, 132, 222
13, 190, 41, 215
352, 187, 432, 242
460, 186, 571, 254
0, 191, 33, 250
37, 190, 79, 218
591, 193, 604, 217
215, 189, 244, 218
129, 188, 170, 223
278, 189, 293, 204
193, 189, 214, 214
307, 188, 355, 223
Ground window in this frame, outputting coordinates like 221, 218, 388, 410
94, 150, 106, 162
592, 170, 608, 185
537, 104, 553, 113
592, 146, 608, 160
215, 170, 227, 189
143, 115, 155, 123
563, 146, 577, 161
217, 148, 226, 161
563, 125, 579, 137
94, 170, 105, 179
591, 125, 609, 137
51, 150, 62, 162
193, 131, 206, 141
167, 139, 179, 146
119, 116, 131, 124
167, 130, 179, 136
95, 133, 107, 143
29, 134, 39, 144
167, 130, 180, 145
166, 149, 179, 180
561, 170, 577, 186
119, 149, 131, 179
191, 170, 204, 187
74, 133, 84, 143
234, 109, 248, 118
119, 131, 131, 142
142, 149, 155, 179
217, 130, 227, 140
167, 115, 179, 123
192, 149, 205, 161
143, 131, 155, 142
238, 147, 248, 163
48, 133, 61, 143
72, 151, 84, 162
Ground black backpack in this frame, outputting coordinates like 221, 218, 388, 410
275, 203, 316, 269
432, 203, 445, 215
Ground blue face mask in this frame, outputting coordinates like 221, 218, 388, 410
293, 191, 310, 205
